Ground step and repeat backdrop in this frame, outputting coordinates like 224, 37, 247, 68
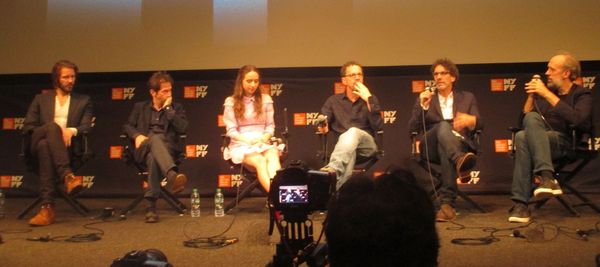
1, 65, 599, 197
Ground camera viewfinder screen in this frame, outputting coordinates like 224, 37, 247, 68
278, 185, 308, 204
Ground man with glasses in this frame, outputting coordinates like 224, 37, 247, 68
408, 58, 483, 222
319, 61, 383, 189
508, 52, 591, 223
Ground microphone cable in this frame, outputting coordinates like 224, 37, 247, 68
420, 99, 441, 206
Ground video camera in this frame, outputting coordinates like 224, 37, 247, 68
267, 161, 335, 267
269, 161, 335, 213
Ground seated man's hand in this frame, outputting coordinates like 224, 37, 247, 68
61, 127, 74, 147
135, 135, 149, 149
453, 112, 476, 132
317, 124, 329, 134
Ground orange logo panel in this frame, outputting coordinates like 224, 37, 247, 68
293, 113, 307, 126
111, 88, 124, 100
411, 80, 425, 93
490, 79, 504, 92
494, 139, 510, 153
109, 146, 123, 159
218, 174, 232, 188
2, 118, 14, 130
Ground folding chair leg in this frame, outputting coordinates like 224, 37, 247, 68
57, 189, 89, 216
17, 197, 43, 219
159, 188, 186, 214
555, 195, 580, 216
225, 178, 261, 213
119, 193, 146, 218
457, 190, 486, 213
563, 183, 600, 213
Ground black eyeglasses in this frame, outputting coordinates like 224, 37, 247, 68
433, 71, 450, 76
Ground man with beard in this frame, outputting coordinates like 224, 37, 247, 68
509, 52, 591, 223
408, 58, 483, 222
23, 60, 94, 226
123, 71, 188, 223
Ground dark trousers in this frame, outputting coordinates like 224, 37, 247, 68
419, 121, 471, 206
30, 122, 72, 205
133, 134, 177, 199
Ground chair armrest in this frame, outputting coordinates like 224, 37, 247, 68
507, 127, 521, 156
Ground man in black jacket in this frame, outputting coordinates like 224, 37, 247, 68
509, 52, 592, 223
408, 58, 483, 222
23, 60, 93, 226
123, 71, 188, 223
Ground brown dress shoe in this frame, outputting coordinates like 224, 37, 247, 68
64, 173, 83, 195
169, 173, 187, 194
29, 204, 55, 226
435, 204, 456, 222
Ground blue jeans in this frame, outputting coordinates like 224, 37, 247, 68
511, 112, 569, 203
419, 121, 471, 205
328, 127, 377, 189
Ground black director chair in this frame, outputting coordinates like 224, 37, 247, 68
222, 108, 290, 213
118, 134, 187, 219
509, 122, 600, 216
18, 131, 93, 219
409, 130, 486, 213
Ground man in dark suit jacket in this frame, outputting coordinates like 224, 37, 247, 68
408, 58, 483, 222
123, 71, 188, 223
22, 60, 94, 226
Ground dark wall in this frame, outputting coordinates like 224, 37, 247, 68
1, 62, 599, 197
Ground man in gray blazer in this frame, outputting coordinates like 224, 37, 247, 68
123, 71, 188, 223
23, 60, 93, 226
408, 58, 483, 222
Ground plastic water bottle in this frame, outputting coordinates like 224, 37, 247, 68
0, 189, 5, 219
214, 188, 225, 217
190, 188, 201, 218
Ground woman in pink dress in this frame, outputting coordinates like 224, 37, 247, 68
223, 65, 281, 191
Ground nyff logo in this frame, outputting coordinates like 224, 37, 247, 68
112, 87, 136, 100
78, 176, 95, 189
490, 78, 516, 92
218, 174, 242, 188
582, 76, 596, 90
293, 112, 321, 126
0, 175, 24, 189
411, 80, 435, 93
184, 85, 208, 99
260, 83, 284, 97
457, 171, 480, 185
2, 117, 25, 130
592, 137, 600, 151
381, 110, 396, 124
186, 145, 208, 158
494, 139, 513, 153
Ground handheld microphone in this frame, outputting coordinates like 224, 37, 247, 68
532, 74, 541, 80
425, 86, 437, 93
314, 114, 328, 126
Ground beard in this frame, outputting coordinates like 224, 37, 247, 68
59, 83, 74, 93
547, 78, 562, 90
